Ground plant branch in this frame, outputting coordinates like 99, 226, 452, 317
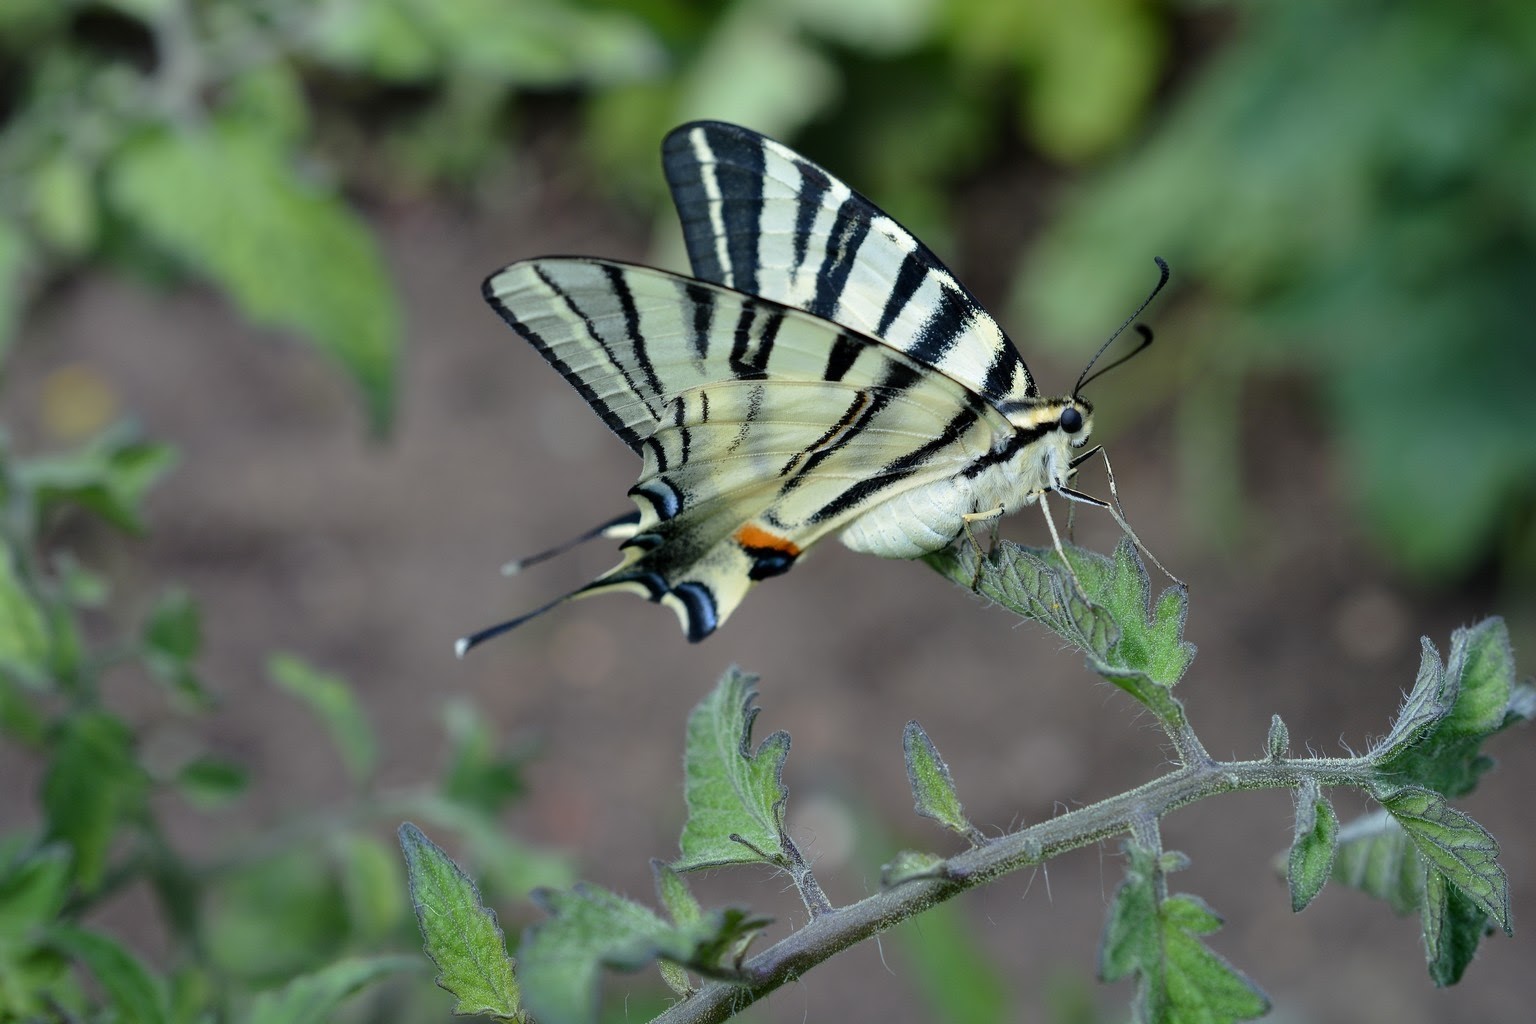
654, 751, 1378, 1024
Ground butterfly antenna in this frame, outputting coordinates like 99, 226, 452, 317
501, 510, 640, 576
1073, 257, 1170, 399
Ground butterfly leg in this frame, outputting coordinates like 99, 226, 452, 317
960, 504, 1006, 588
1037, 491, 1090, 595
1055, 480, 1185, 588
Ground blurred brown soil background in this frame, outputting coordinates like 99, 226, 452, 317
3, 128, 1532, 1023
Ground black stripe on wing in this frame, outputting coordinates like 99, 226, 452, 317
661, 120, 1038, 405
480, 272, 644, 451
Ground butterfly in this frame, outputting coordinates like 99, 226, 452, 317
457, 121, 1171, 654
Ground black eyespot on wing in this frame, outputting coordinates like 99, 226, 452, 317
1059, 407, 1083, 433
744, 548, 798, 581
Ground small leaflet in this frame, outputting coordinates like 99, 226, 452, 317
1286, 777, 1337, 912
519, 883, 768, 1024
1377, 786, 1510, 935
1098, 844, 1269, 1024
675, 668, 792, 871
244, 956, 420, 1024
269, 654, 377, 786
903, 721, 981, 843
398, 823, 522, 1021
924, 539, 1195, 716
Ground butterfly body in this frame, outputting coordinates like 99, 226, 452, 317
459, 121, 1156, 654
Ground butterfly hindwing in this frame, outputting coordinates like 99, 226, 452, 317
662, 120, 1038, 410
482, 258, 1015, 639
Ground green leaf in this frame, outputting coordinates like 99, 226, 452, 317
1099, 844, 1269, 1024
108, 124, 399, 433
903, 721, 979, 842
48, 925, 168, 1024
398, 823, 522, 1021
0, 217, 28, 361
924, 538, 1195, 714
334, 832, 407, 942
440, 699, 528, 815
1377, 787, 1509, 934
29, 150, 98, 255
403, 794, 574, 898
143, 589, 210, 707
651, 859, 701, 929
0, 543, 50, 677
519, 883, 768, 1024
0, 845, 72, 942
268, 654, 376, 785
174, 755, 248, 809
1421, 870, 1490, 987
674, 668, 793, 871
881, 849, 947, 888
1376, 618, 1523, 797
52, 551, 109, 609
42, 712, 147, 892
1286, 778, 1337, 912
651, 860, 700, 997
1265, 714, 1289, 759
244, 955, 419, 1024
15, 429, 176, 535
1330, 810, 1426, 915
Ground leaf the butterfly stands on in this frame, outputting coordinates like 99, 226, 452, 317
460, 122, 1171, 652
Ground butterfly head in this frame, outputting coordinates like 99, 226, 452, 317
1056, 402, 1091, 445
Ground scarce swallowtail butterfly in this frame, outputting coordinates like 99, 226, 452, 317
458, 121, 1173, 655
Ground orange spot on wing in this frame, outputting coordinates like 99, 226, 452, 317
733, 524, 802, 556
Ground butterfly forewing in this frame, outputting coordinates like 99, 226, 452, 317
481, 258, 1015, 639
662, 120, 1038, 409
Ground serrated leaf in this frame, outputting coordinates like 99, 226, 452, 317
42, 712, 147, 892
1287, 778, 1337, 912
924, 538, 1195, 714
0, 845, 72, 941
1377, 786, 1509, 934
15, 429, 176, 535
520, 883, 768, 1024
108, 124, 399, 432
48, 925, 168, 1024
174, 755, 247, 808
268, 654, 376, 785
1330, 810, 1426, 915
245, 955, 419, 1024
675, 668, 792, 871
903, 721, 976, 841
1099, 845, 1269, 1024
398, 823, 522, 1021
1376, 618, 1522, 797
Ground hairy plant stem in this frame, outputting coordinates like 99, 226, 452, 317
653, 750, 1379, 1024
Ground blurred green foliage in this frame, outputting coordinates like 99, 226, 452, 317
6, 0, 1520, 578
1025, 0, 1536, 579
0, 423, 568, 1020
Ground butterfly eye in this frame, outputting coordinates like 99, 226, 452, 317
1058, 407, 1084, 433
